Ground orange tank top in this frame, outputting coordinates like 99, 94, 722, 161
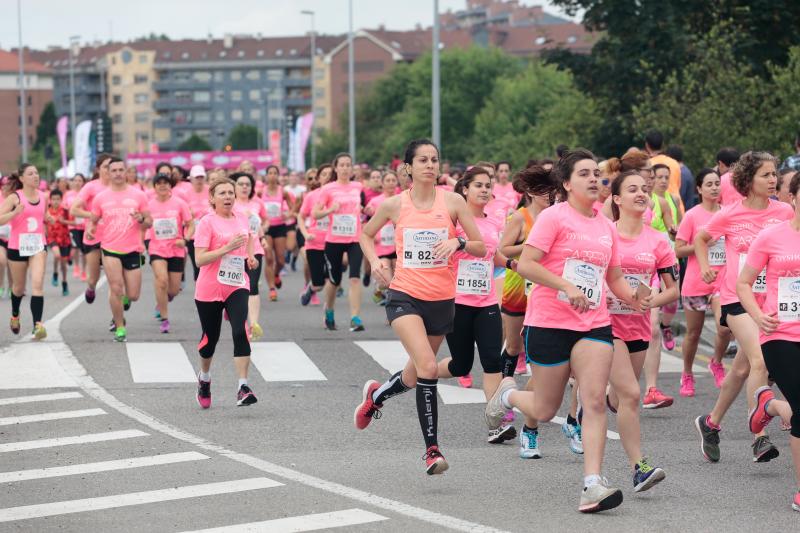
390, 188, 457, 301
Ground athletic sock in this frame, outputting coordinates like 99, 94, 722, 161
238, 378, 248, 388
522, 424, 538, 433
501, 349, 519, 378
500, 388, 513, 409
11, 293, 22, 317
567, 414, 578, 426
416, 377, 439, 449
30, 295, 44, 324
584, 474, 602, 488
372, 370, 411, 404
199, 371, 211, 381
61, 281, 68, 290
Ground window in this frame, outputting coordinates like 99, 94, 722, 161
314, 88, 324, 98
289, 49, 297, 56
112, 75, 121, 85
163, 51, 172, 59
137, 132, 150, 142
194, 91, 211, 103
193, 71, 211, 82
195, 111, 211, 122
113, 133, 123, 143
213, 71, 224, 82
214, 110, 224, 122
250, 109, 261, 120
314, 69, 324, 80
231, 109, 243, 120
245, 70, 260, 81
230, 71, 242, 81
112, 94, 122, 105
175, 91, 192, 103
237, 50, 245, 58
257, 50, 265, 57
567, 35, 577, 44
231, 90, 242, 101
174, 71, 191, 82
134, 112, 149, 123
219, 51, 226, 58
535, 36, 547, 45
175, 130, 187, 140
134, 74, 148, 84
112, 113, 122, 124
275, 49, 283, 56
181, 52, 190, 59
27, 96, 31, 106
315, 107, 326, 118
266, 70, 282, 80
174, 111, 189, 124
249, 89, 261, 101
214, 89, 225, 102
139, 54, 147, 63
134, 93, 148, 104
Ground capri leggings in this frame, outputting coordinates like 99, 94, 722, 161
195, 289, 250, 359
247, 254, 263, 295
324, 241, 363, 286
761, 340, 800, 438
444, 303, 503, 376
186, 240, 200, 280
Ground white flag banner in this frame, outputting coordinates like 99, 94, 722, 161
74, 120, 93, 176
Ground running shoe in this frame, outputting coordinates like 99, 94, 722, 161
354, 380, 382, 430
519, 427, 541, 459
579, 480, 623, 513
363, 272, 371, 287
725, 340, 737, 357
752, 435, 779, 462
62, 285, 69, 297
561, 420, 583, 454
694, 414, 720, 463
642, 387, 673, 409
349, 316, 365, 332
251, 322, 263, 340
290, 254, 298, 271
236, 384, 258, 406
310, 292, 321, 306
122, 295, 131, 311
154, 308, 161, 320
709, 360, 726, 388
485, 377, 515, 430
487, 424, 517, 444
275, 275, 283, 289
458, 374, 473, 388
423, 446, 449, 475
501, 410, 515, 424
748, 385, 775, 434
793, 491, 800, 512
336, 286, 344, 298
196, 375, 211, 409
661, 324, 675, 350
9, 316, 20, 335
515, 354, 528, 375
108, 319, 116, 332
269, 288, 278, 302
633, 457, 666, 492
72, 265, 80, 278
300, 284, 313, 306
51, 273, 58, 287
84, 287, 95, 304
159, 319, 170, 334
679, 373, 695, 397
32, 322, 47, 340
324, 309, 337, 331
114, 326, 127, 342
80, 271, 87, 281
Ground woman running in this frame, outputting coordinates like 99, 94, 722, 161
694, 151, 794, 463
738, 170, 800, 511
262, 165, 293, 301
293, 168, 316, 282
64, 173, 86, 280
193, 176, 259, 408
184, 165, 211, 281
147, 173, 194, 334
298, 164, 331, 307
363, 171, 399, 305
0, 176, 10, 299
353, 139, 485, 474
0, 163, 49, 339
483, 150, 642, 513
313, 153, 368, 332
675, 169, 729, 396
231, 171, 268, 340
606, 170, 676, 493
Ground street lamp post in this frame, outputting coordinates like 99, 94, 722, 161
432, 0, 441, 148
301, 9, 316, 167
68, 35, 81, 149
17, 0, 27, 162
347, 0, 356, 161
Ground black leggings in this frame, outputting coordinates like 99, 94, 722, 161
195, 289, 250, 359
761, 340, 800, 438
186, 240, 200, 281
324, 241, 362, 286
306, 249, 327, 288
247, 254, 263, 295
445, 303, 503, 376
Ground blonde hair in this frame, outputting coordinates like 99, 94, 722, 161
208, 176, 236, 209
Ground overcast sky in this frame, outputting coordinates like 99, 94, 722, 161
2, 0, 580, 50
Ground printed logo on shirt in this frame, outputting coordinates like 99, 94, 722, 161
26, 217, 38, 231
599, 235, 613, 248
412, 231, 441, 245
635, 252, 656, 266
730, 222, 753, 232
765, 218, 785, 226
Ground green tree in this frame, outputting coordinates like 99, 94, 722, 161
33, 102, 57, 151
225, 124, 261, 151
177, 133, 212, 151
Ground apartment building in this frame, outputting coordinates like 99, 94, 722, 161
106, 47, 157, 153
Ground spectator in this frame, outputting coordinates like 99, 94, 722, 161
645, 130, 682, 199
666, 145, 696, 209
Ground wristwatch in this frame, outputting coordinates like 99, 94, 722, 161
456, 236, 467, 251
506, 258, 513, 270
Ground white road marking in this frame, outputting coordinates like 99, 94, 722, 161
0, 344, 77, 389
659, 351, 708, 374
0, 477, 283, 522
0, 451, 209, 483
0, 408, 105, 426
0, 392, 82, 406
437, 384, 487, 404
126, 342, 197, 383
0, 430, 148, 453
250, 342, 326, 381
354, 340, 407, 374
182, 508, 389, 533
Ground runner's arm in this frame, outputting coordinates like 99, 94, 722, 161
0, 194, 21, 225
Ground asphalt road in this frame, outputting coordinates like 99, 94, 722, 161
0, 260, 796, 532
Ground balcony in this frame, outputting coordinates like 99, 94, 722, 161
284, 97, 311, 107
283, 77, 311, 88
152, 118, 213, 129
152, 79, 212, 91
154, 99, 212, 111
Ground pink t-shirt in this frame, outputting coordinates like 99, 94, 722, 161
317, 181, 363, 244
366, 193, 396, 257
705, 199, 793, 305
63, 190, 83, 229
262, 186, 289, 227
91, 186, 149, 254
524, 201, 621, 330
77, 179, 108, 245
494, 182, 520, 213
363, 188, 381, 207
173, 181, 192, 203
676, 204, 724, 296
719, 172, 744, 206
8, 191, 46, 252
146, 196, 191, 258
455, 213, 502, 307
485, 197, 510, 229
746, 221, 800, 343
193, 212, 252, 302
299, 188, 328, 252
233, 198, 267, 256
184, 185, 210, 223
609, 225, 676, 342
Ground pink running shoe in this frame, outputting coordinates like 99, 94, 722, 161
515, 354, 528, 375
709, 361, 726, 388
196, 376, 211, 409
354, 380, 382, 430
502, 409, 515, 424
793, 491, 800, 512
661, 325, 675, 350
679, 373, 695, 397
458, 374, 473, 388
643, 387, 674, 409
310, 292, 321, 306
748, 385, 775, 434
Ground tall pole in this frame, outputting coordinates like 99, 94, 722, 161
17, 0, 28, 162
347, 0, 356, 161
69, 35, 80, 152
301, 10, 316, 166
432, 0, 441, 148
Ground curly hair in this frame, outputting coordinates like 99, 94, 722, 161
732, 151, 778, 196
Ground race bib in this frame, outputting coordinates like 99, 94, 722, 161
778, 277, 800, 322
739, 254, 766, 293
0, 224, 9, 240
316, 215, 329, 231
74, 216, 85, 226
708, 236, 726, 266
609, 273, 648, 315
402, 228, 448, 269
331, 214, 357, 237
217, 255, 246, 287
557, 258, 604, 308
153, 217, 178, 240
248, 214, 261, 235
456, 259, 492, 295
379, 224, 395, 247
19, 233, 44, 257
265, 202, 281, 219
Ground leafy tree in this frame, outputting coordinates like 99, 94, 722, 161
225, 124, 261, 151
34, 102, 57, 151
177, 133, 212, 152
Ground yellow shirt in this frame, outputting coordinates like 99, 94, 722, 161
650, 153, 684, 214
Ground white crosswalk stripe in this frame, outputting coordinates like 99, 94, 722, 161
126, 342, 197, 383
181, 508, 389, 533
250, 342, 327, 381
0, 392, 82, 405
0, 408, 106, 426
0, 344, 77, 389
0, 430, 149, 453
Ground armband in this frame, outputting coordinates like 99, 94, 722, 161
657, 265, 678, 281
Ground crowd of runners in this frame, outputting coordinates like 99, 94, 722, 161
3, 130, 800, 514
